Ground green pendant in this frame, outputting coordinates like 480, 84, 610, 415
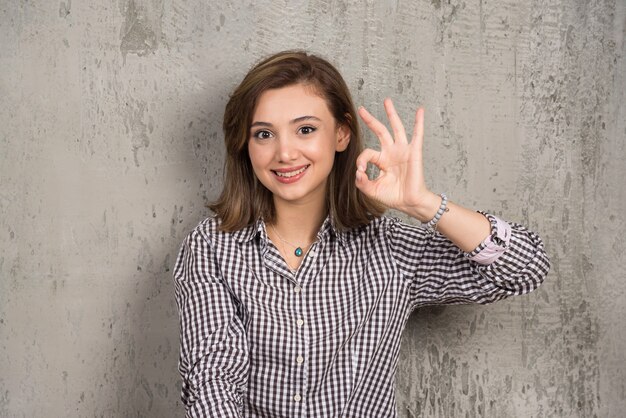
294, 247, 303, 257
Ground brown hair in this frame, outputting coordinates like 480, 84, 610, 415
210, 50, 385, 231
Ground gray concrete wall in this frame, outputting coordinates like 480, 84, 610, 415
1, 0, 624, 416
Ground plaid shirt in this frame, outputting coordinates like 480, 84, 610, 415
174, 213, 549, 417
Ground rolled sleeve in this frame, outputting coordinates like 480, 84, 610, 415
469, 216, 551, 296
385, 214, 550, 310
464, 213, 512, 265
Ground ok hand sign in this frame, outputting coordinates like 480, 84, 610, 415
356, 99, 438, 222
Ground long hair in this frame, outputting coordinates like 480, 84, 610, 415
210, 50, 385, 231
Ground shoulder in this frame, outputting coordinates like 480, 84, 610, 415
180, 215, 227, 250
182, 214, 220, 245
372, 215, 424, 233
184, 214, 258, 247
344, 215, 426, 242
193, 214, 222, 237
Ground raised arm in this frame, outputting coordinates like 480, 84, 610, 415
384, 214, 549, 308
356, 99, 549, 307
174, 227, 249, 417
356, 99, 492, 251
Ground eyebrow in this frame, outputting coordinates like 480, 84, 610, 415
250, 115, 322, 128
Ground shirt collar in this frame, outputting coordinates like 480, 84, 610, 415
232, 213, 349, 246
232, 218, 266, 243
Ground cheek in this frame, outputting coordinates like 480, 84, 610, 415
316, 135, 339, 165
247, 143, 266, 169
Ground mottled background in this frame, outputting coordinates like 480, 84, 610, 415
1, 0, 624, 417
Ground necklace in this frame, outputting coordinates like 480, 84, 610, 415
270, 224, 312, 257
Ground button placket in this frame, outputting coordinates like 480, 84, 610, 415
292, 281, 306, 411
295, 242, 320, 285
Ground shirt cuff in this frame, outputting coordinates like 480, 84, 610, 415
465, 212, 512, 265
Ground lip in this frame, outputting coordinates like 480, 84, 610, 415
271, 164, 310, 184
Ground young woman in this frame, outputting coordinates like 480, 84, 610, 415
174, 51, 550, 417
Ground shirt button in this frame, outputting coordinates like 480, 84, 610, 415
296, 355, 304, 364
296, 319, 304, 327
293, 285, 302, 294
294, 393, 302, 402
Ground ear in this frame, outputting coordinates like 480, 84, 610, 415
335, 123, 351, 152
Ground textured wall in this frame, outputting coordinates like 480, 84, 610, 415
1, 0, 624, 417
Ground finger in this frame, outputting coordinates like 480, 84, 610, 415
356, 148, 382, 172
383, 98, 408, 145
358, 106, 394, 147
410, 107, 425, 156
355, 167, 380, 199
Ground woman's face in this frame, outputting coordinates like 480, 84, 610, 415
248, 83, 350, 208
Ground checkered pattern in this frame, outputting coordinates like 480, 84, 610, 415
173, 213, 549, 417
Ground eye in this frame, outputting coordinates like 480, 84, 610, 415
252, 130, 273, 140
298, 126, 316, 135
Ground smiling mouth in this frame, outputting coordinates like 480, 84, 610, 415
272, 165, 310, 178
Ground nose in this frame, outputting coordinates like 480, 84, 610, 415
276, 135, 298, 162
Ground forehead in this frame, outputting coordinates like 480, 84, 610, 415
252, 83, 333, 122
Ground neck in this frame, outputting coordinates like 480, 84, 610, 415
270, 196, 328, 245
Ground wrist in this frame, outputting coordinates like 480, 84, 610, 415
404, 191, 442, 223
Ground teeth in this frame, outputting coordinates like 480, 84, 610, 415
275, 166, 308, 178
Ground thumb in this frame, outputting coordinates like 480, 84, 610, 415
356, 148, 382, 172
355, 147, 382, 198
355, 167, 377, 198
